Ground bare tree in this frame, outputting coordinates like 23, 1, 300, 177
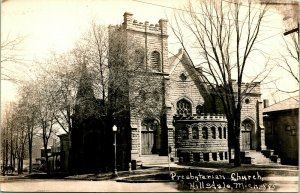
17, 82, 39, 173
1, 102, 16, 175
170, 0, 270, 166
1, 102, 28, 174
275, 32, 299, 93
33, 74, 58, 174
1, 35, 26, 81
74, 21, 109, 101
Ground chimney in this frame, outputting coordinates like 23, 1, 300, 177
263, 99, 269, 108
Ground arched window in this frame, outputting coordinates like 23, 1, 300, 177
192, 126, 199, 139
182, 127, 189, 139
223, 127, 227, 139
202, 127, 208, 139
218, 127, 222, 139
177, 99, 192, 116
150, 51, 160, 71
211, 127, 216, 139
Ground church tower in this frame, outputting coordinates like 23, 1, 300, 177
108, 12, 170, 167
71, 63, 109, 173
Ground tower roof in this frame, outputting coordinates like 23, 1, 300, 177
76, 63, 95, 100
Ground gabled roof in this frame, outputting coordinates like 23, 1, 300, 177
168, 48, 205, 81
263, 96, 299, 113
168, 48, 184, 75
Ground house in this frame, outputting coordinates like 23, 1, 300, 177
263, 96, 299, 165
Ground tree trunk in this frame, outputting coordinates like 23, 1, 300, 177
233, 114, 241, 167
17, 158, 21, 174
227, 120, 234, 163
29, 143, 32, 173
233, 130, 241, 167
44, 145, 50, 175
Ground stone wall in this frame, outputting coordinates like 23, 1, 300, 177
174, 115, 228, 162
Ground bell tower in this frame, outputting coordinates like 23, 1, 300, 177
108, 12, 170, 166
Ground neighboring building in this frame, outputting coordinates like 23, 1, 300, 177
263, 96, 299, 165
58, 134, 69, 171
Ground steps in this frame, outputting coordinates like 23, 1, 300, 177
139, 155, 169, 166
248, 150, 280, 165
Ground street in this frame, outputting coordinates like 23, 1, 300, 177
0, 179, 179, 192
0, 177, 298, 192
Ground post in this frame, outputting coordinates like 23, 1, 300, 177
168, 146, 171, 174
112, 125, 118, 177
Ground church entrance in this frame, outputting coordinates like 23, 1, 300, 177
141, 118, 159, 155
141, 131, 155, 154
241, 131, 251, 150
241, 119, 254, 150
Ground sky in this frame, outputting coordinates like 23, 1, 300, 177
1, 0, 299, 112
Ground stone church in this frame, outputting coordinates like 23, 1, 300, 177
68, 12, 266, 173
107, 12, 265, 167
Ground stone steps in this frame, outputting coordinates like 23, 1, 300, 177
248, 150, 280, 165
139, 155, 169, 166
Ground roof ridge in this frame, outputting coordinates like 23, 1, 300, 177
266, 96, 299, 108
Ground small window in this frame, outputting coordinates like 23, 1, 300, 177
192, 127, 199, 139
211, 127, 216, 139
182, 127, 189, 139
193, 153, 200, 162
218, 127, 222, 139
245, 98, 250, 104
202, 127, 208, 139
223, 127, 226, 139
196, 105, 204, 115
219, 152, 224, 160
203, 153, 209, 161
180, 73, 188, 81
212, 152, 217, 161
150, 51, 160, 71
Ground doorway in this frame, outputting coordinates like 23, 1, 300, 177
241, 119, 254, 150
141, 118, 159, 155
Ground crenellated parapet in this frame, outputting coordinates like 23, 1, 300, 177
109, 12, 168, 36
174, 113, 227, 122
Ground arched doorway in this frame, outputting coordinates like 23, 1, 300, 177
141, 118, 159, 155
241, 119, 254, 150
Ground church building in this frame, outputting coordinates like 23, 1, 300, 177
106, 12, 266, 168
